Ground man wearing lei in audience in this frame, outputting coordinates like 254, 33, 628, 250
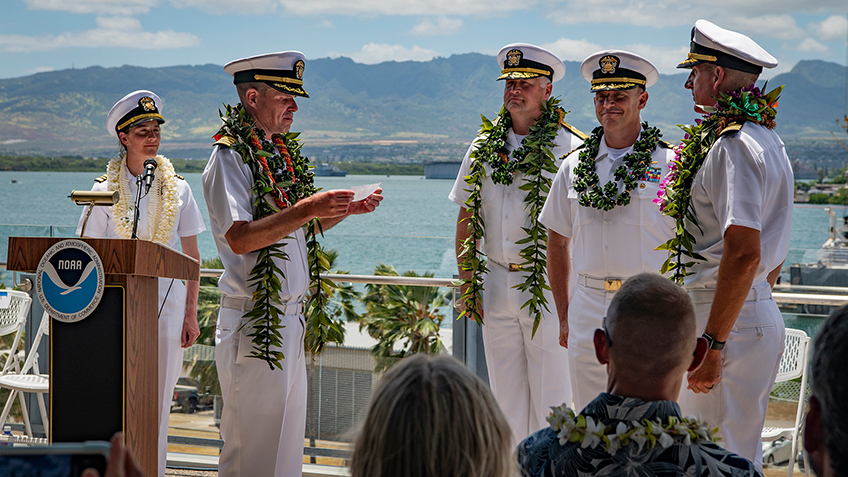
450, 43, 585, 445
201, 51, 382, 477
657, 20, 793, 467
77, 90, 206, 477
539, 51, 675, 412
517, 273, 761, 477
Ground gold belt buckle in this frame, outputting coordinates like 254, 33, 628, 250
508, 263, 523, 272
604, 279, 622, 292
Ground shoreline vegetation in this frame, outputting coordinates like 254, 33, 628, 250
0, 155, 426, 175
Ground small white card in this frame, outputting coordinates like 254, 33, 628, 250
0, 292, 10, 310
350, 182, 381, 201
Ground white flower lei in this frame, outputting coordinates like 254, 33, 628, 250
547, 404, 717, 456
107, 154, 179, 245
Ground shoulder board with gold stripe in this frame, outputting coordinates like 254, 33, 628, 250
94, 174, 107, 183
214, 135, 236, 148
175, 174, 185, 180
559, 144, 585, 161
659, 140, 675, 149
719, 123, 743, 136
559, 120, 588, 141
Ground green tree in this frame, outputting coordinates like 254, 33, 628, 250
829, 188, 848, 205
360, 264, 450, 372
305, 246, 361, 355
809, 193, 830, 204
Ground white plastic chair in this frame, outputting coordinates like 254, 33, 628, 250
762, 328, 811, 477
0, 311, 50, 439
0, 290, 30, 376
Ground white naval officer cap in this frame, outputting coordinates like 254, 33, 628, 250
497, 43, 565, 83
224, 51, 309, 98
677, 19, 778, 74
580, 50, 658, 92
106, 90, 165, 138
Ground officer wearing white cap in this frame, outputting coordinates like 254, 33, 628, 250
450, 43, 585, 445
202, 52, 382, 477
77, 89, 205, 477
669, 20, 793, 467
539, 50, 675, 412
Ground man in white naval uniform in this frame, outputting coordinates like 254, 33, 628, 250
77, 90, 205, 477
202, 51, 382, 477
450, 43, 584, 445
675, 20, 793, 467
539, 51, 675, 411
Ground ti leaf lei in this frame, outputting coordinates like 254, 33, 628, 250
547, 404, 717, 455
654, 84, 782, 284
573, 122, 662, 211
459, 96, 566, 336
214, 103, 341, 370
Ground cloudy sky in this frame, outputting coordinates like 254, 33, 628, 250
0, 0, 846, 80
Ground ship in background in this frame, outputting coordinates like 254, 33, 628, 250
313, 163, 347, 177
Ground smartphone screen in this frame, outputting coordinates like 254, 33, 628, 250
0, 442, 109, 477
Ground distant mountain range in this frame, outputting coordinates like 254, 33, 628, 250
0, 54, 845, 157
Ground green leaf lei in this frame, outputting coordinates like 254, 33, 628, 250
573, 122, 662, 211
459, 96, 566, 336
214, 103, 340, 370
547, 404, 717, 455
654, 84, 782, 284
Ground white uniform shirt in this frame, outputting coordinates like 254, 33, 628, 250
76, 164, 205, 249
685, 123, 793, 289
539, 135, 676, 278
202, 145, 309, 302
75, 163, 206, 318
449, 127, 584, 266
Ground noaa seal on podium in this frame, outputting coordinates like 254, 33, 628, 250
35, 239, 105, 323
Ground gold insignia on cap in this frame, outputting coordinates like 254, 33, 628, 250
506, 49, 523, 67
294, 60, 305, 80
139, 96, 155, 111
599, 55, 619, 75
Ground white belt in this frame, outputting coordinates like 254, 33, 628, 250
577, 274, 625, 293
220, 295, 304, 315
687, 286, 772, 305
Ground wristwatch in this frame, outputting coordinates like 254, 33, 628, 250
702, 332, 726, 351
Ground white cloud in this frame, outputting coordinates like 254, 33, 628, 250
543, 37, 689, 75
410, 16, 463, 36
30, 66, 55, 74
722, 15, 804, 40
24, 0, 157, 15
546, 1, 846, 40
0, 16, 200, 52
330, 43, 439, 64
811, 15, 848, 42
541, 38, 603, 62
317, 19, 334, 28
168, 0, 274, 15
278, 0, 532, 16
790, 38, 829, 53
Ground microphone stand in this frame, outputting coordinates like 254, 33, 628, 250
131, 174, 144, 239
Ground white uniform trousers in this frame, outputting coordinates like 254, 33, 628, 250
677, 295, 785, 469
482, 263, 571, 446
566, 285, 611, 412
157, 279, 187, 477
216, 306, 307, 477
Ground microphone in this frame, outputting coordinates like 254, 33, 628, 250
142, 158, 158, 193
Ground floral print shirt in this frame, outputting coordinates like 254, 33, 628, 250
517, 393, 762, 477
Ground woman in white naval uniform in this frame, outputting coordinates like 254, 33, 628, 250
76, 90, 205, 477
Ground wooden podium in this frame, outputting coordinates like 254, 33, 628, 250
6, 237, 199, 476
